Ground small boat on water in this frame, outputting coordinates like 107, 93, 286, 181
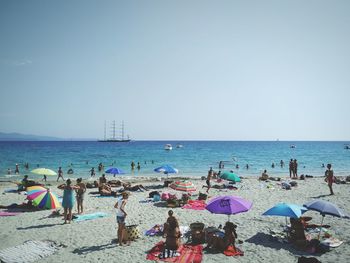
290, 145, 296, 148
164, 144, 173, 150
176, 144, 183, 148
345, 145, 350, 150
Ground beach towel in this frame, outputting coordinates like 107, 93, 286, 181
0, 211, 21, 216
145, 225, 164, 236
223, 245, 244, 256
0, 240, 62, 263
73, 212, 109, 222
182, 200, 206, 210
146, 241, 203, 263
320, 237, 344, 248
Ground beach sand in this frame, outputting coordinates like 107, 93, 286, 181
0, 175, 349, 263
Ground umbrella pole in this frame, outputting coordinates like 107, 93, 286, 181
318, 216, 325, 240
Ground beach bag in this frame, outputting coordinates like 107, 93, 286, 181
125, 225, 140, 241
198, 193, 207, 200
153, 194, 161, 202
161, 193, 169, 200
149, 191, 160, 198
290, 181, 298, 187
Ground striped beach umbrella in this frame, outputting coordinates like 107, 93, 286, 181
170, 181, 196, 192
26, 186, 61, 209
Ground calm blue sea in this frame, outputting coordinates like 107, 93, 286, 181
0, 141, 349, 180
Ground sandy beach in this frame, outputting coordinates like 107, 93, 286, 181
0, 175, 349, 263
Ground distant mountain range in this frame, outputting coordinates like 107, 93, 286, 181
0, 132, 63, 141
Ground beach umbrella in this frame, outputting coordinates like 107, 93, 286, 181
206, 195, 253, 221
303, 200, 349, 239
105, 167, 125, 176
220, 172, 241, 183
26, 186, 61, 209
154, 165, 178, 179
170, 181, 196, 192
154, 165, 178, 174
263, 202, 308, 225
31, 168, 57, 176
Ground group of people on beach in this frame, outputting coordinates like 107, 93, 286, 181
289, 159, 299, 179
57, 178, 86, 224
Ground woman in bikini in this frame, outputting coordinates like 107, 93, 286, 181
161, 216, 181, 258
75, 178, 86, 214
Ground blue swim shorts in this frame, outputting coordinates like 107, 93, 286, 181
117, 216, 125, 224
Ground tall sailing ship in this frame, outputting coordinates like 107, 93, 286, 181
98, 121, 131, 142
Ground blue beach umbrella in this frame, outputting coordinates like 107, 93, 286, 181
263, 203, 308, 218
105, 167, 125, 176
263, 202, 308, 226
154, 165, 178, 174
304, 199, 349, 239
154, 165, 178, 178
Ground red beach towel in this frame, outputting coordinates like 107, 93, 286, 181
182, 200, 206, 210
147, 241, 203, 263
223, 245, 244, 256
0, 211, 21, 216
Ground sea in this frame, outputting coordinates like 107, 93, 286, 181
0, 141, 349, 180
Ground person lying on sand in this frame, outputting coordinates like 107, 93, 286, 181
0, 200, 39, 211
122, 183, 147, 192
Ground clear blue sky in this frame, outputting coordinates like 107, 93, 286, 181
0, 0, 349, 140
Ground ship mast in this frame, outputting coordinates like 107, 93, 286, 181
121, 121, 125, 141
112, 120, 116, 140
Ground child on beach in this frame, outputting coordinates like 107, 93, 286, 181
114, 191, 129, 246
58, 179, 80, 224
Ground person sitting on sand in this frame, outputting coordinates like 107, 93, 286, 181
99, 183, 117, 196
122, 182, 147, 192
161, 213, 181, 258
289, 217, 307, 247
99, 174, 107, 185
58, 179, 80, 224
163, 210, 177, 237
259, 170, 269, 181
205, 221, 237, 252
75, 178, 86, 214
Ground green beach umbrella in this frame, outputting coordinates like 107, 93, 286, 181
220, 172, 241, 183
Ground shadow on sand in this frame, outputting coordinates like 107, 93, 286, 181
72, 241, 116, 255
245, 232, 328, 256
17, 223, 60, 230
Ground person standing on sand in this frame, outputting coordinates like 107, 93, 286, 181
75, 178, 86, 214
206, 167, 213, 194
293, 159, 298, 179
325, 164, 335, 195
58, 179, 80, 224
114, 191, 129, 246
57, 167, 65, 182
289, 159, 294, 178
